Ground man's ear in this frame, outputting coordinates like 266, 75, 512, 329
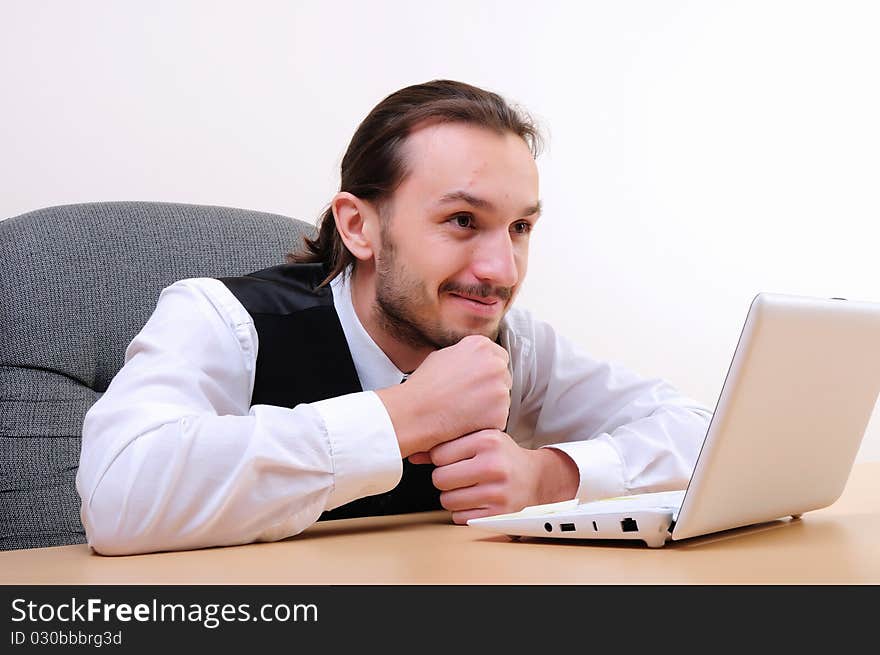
331, 192, 380, 262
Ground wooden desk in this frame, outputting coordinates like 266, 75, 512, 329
3, 462, 878, 585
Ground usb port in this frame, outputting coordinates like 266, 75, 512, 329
560, 523, 576, 532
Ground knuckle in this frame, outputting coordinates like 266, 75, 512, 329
485, 430, 503, 445
484, 452, 505, 476
486, 487, 506, 506
476, 430, 495, 449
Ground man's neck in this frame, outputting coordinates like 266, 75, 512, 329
348, 267, 433, 375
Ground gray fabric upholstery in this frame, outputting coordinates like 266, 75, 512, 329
0, 201, 314, 550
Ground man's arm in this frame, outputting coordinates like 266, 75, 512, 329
420, 307, 712, 522
77, 279, 403, 555
516, 308, 713, 502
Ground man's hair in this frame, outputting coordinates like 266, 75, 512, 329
290, 79, 543, 285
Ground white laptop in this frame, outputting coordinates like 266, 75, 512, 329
468, 292, 880, 547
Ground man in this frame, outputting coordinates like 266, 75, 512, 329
76, 80, 712, 555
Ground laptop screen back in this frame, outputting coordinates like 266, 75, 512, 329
672, 293, 880, 541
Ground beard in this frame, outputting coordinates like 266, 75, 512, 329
373, 232, 512, 351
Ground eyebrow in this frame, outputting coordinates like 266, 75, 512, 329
436, 190, 542, 218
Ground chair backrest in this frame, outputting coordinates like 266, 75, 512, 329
0, 201, 315, 550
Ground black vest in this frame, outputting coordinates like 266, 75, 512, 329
218, 263, 442, 520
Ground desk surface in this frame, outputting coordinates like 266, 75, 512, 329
3, 462, 879, 585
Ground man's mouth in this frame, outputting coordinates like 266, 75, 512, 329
448, 292, 502, 316
450, 292, 498, 305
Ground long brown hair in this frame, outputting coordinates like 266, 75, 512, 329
290, 79, 543, 285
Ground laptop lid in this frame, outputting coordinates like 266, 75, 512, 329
671, 292, 880, 541
468, 292, 880, 547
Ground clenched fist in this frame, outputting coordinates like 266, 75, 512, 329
377, 335, 511, 458
425, 429, 580, 524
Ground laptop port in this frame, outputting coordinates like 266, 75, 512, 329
621, 518, 639, 532
560, 523, 576, 532
544, 522, 552, 532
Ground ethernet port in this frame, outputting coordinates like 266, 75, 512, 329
621, 517, 639, 533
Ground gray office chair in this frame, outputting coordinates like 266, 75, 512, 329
0, 201, 314, 550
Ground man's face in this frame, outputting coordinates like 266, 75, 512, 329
372, 122, 540, 350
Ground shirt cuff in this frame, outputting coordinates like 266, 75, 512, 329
312, 391, 403, 509
540, 436, 626, 501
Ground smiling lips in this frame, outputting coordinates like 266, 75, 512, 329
448, 292, 502, 317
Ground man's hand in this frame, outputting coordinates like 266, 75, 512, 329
411, 429, 580, 524
376, 335, 512, 458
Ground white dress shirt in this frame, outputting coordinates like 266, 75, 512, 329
76, 271, 712, 555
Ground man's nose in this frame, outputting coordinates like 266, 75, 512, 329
471, 230, 519, 289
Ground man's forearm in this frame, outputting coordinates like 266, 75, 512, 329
78, 394, 402, 555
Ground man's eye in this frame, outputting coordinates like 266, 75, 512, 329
453, 214, 474, 229
512, 221, 532, 234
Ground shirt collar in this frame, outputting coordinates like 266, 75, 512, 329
330, 267, 514, 390
330, 269, 408, 391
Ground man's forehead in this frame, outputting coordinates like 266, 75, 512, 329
399, 122, 539, 210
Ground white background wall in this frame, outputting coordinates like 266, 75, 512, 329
3, 1, 879, 460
